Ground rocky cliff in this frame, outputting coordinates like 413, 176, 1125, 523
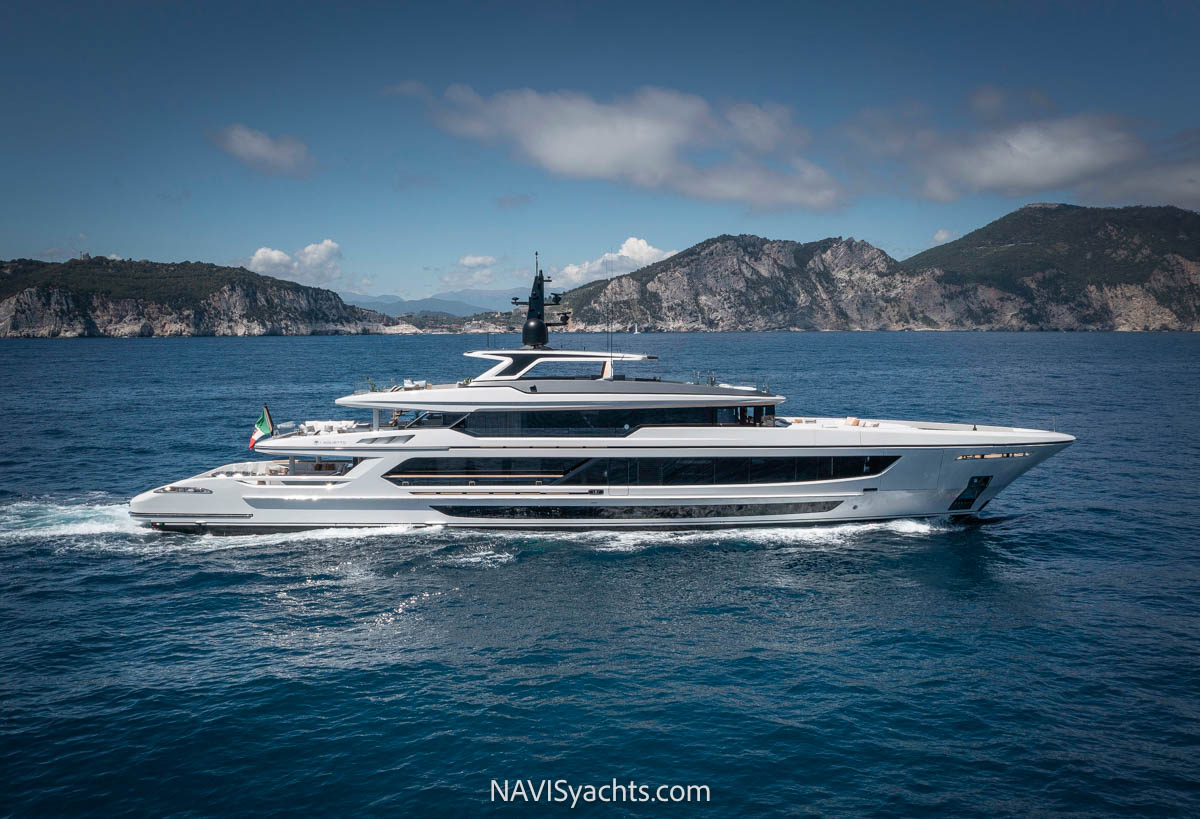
561, 204, 1200, 331
0, 258, 418, 337
6, 204, 1198, 336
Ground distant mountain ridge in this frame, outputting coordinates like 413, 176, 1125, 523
4, 204, 1198, 337
339, 287, 529, 317
556, 204, 1200, 332
339, 292, 492, 317
433, 286, 530, 313
0, 257, 418, 337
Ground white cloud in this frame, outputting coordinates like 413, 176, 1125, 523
248, 246, 296, 276
439, 253, 500, 288
247, 239, 369, 290
671, 157, 841, 209
724, 101, 805, 154
849, 103, 1147, 203
105, 253, 123, 260
557, 237, 677, 286
1073, 127, 1200, 209
931, 229, 957, 244
294, 238, 341, 275
214, 124, 314, 176
922, 116, 1143, 199
844, 103, 937, 158
418, 84, 845, 210
458, 254, 497, 267
452, 268, 495, 287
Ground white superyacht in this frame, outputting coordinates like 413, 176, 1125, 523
130, 267, 1074, 532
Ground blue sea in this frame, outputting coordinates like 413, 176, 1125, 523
2, 332, 1199, 816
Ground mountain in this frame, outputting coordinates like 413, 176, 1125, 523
4, 204, 1197, 337
562, 235, 896, 331
899, 203, 1200, 288
0, 257, 418, 337
339, 292, 492, 317
558, 204, 1200, 331
339, 287, 529, 317
430, 286, 530, 313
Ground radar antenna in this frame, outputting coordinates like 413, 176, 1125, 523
510, 251, 570, 348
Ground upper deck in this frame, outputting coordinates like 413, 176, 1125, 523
335, 348, 783, 412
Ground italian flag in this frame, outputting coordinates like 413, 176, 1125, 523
249, 405, 274, 449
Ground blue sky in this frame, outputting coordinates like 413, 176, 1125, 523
2, 0, 1198, 297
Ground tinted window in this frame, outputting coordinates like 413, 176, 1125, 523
714, 457, 749, 484
386, 455, 898, 487
750, 457, 794, 483
662, 458, 715, 485
459, 407, 746, 436
432, 500, 844, 519
385, 457, 583, 485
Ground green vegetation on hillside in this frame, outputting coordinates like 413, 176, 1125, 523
0, 257, 315, 307
900, 204, 1200, 290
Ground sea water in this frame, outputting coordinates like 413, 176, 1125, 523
1, 332, 1198, 815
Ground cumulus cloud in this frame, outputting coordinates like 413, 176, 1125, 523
557, 237, 677, 286
213, 124, 314, 176
931, 229, 957, 245
452, 268, 495, 287
725, 101, 807, 154
247, 239, 370, 290
844, 102, 937, 158
397, 81, 1198, 213
458, 254, 497, 267
415, 84, 845, 210
849, 102, 1149, 203
438, 253, 500, 288
1079, 158, 1200, 210
921, 116, 1143, 200
1076, 129, 1200, 210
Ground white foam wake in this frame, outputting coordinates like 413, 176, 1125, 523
0, 500, 143, 540
0, 498, 439, 554
0, 497, 952, 561
577, 518, 952, 553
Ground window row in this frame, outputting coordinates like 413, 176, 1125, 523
431, 500, 844, 519
454, 406, 774, 437
384, 455, 899, 487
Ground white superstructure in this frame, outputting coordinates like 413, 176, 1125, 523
130, 268, 1073, 533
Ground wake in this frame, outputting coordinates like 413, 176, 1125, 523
0, 497, 957, 560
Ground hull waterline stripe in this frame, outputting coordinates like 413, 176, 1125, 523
129, 512, 253, 519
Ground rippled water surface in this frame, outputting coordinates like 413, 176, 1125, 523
2, 333, 1198, 815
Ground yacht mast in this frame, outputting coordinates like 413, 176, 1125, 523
511, 251, 570, 348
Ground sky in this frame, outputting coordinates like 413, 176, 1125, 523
2, 0, 1198, 298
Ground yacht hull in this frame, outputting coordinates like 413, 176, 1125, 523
130, 436, 1072, 534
